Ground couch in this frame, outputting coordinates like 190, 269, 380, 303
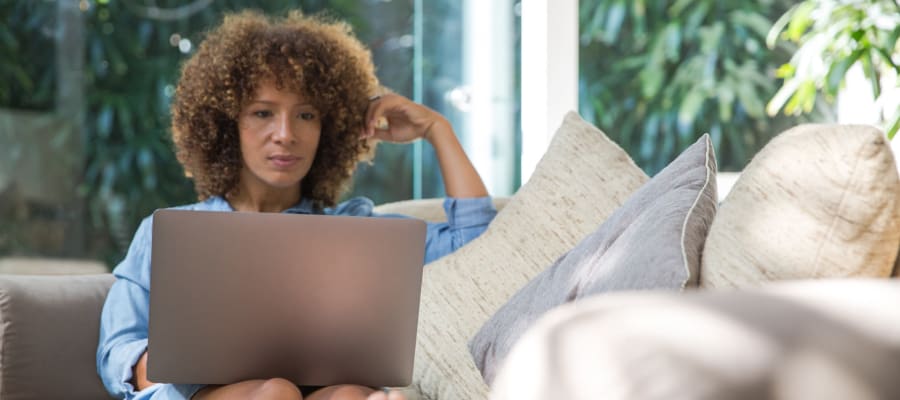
2, 114, 899, 400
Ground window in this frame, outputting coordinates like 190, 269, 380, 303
0, 0, 519, 266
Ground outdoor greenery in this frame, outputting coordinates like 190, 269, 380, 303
579, 0, 813, 173
766, 0, 900, 138
0, 0, 386, 264
2, 0, 893, 265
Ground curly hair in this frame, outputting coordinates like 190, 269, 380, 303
171, 10, 379, 208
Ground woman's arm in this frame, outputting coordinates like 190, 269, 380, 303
97, 216, 205, 398
362, 93, 489, 198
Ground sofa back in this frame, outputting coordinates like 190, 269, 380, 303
0, 274, 115, 400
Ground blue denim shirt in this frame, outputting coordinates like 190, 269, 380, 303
97, 196, 496, 400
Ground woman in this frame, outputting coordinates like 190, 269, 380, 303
97, 10, 495, 400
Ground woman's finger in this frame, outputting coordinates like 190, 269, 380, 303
365, 93, 396, 137
373, 116, 390, 131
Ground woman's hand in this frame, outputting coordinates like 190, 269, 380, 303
360, 92, 488, 199
132, 351, 155, 391
361, 93, 447, 143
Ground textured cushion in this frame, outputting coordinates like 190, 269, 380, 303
491, 279, 900, 400
469, 134, 718, 384
0, 274, 116, 400
412, 112, 648, 399
0, 257, 107, 275
702, 124, 900, 288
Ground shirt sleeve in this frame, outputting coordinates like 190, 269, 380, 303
96, 216, 205, 400
335, 196, 498, 264
422, 196, 497, 264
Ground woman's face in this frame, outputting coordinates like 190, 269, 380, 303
237, 81, 321, 193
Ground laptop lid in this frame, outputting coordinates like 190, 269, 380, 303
147, 209, 426, 387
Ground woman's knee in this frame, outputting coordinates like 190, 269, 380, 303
308, 384, 375, 399
252, 378, 303, 399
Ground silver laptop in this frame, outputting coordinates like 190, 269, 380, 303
147, 209, 426, 387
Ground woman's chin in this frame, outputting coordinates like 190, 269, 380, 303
267, 179, 303, 189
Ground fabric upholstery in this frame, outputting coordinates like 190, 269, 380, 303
411, 112, 649, 399
0, 274, 116, 400
701, 124, 900, 288
0, 257, 107, 275
490, 279, 900, 400
470, 134, 718, 384
373, 197, 510, 223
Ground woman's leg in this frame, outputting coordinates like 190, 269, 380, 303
193, 378, 303, 400
305, 385, 406, 400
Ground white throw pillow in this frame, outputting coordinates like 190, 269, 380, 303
490, 279, 900, 400
701, 124, 900, 288
412, 112, 648, 399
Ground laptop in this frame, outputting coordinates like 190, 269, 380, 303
147, 209, 426, 387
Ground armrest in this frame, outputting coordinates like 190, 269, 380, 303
373, 197, 509, 223
0, 274, 115, 400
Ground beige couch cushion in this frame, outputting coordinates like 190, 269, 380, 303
469, 134, 718, 385
0, 257, 107, 275
0, 274, 116, 400
491, 279, 900, 400
701, 124, 900, 288
373, 198, 510, 223
412, 112, 648, 399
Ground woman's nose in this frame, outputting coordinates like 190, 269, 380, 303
272, 115, 296, 144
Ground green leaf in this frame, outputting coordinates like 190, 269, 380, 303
824, 49, 863, 96
887, 115, 900, 140
663, 23, 682, 61
873, 46, 900, 75
736, 80, 765, 118
679, 90, 705, 125
668, 0, 695, 17
699, 22, 724, 54
786, 2, 815, 42
717, 83, 736, 121
97, 105, 114, 138
684, 2, 711, 35
860, 51, 881, 99
886, 25, 900, 55
784, 79, 816, 115
767, 3, 800, 48
768, 78, 800, 116
729, 9, 773, 39
640, 65, 664, 99
775, 63, 795, 79
604, 0, 627, 44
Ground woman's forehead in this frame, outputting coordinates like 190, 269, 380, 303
248, 79, 310, 104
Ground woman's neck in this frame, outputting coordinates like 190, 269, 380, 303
227, 181, 301, 213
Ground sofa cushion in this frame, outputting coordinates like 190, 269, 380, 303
0, 257, 107, 275
412, 112, 648, 399
469, 134, 718, 384
0, 274, 116, 400
373, 197, 510, 223
490, 279, 900, 400
702, 124, 900, 288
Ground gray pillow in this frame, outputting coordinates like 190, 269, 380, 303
469, 134, 718, 384
0, 274, 116, 400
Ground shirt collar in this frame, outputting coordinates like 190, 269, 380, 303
207, 196, 318, 214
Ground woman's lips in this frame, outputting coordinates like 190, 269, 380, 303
269, 155, 300, 168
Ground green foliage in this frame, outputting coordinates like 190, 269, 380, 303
0, 1, 56, 110
767, 0, 900, 138
1, 0, 369, 264
579, 0, 807, 173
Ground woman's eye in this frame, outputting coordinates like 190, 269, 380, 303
299, 112, 317, 121
253, 110, 272, 118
